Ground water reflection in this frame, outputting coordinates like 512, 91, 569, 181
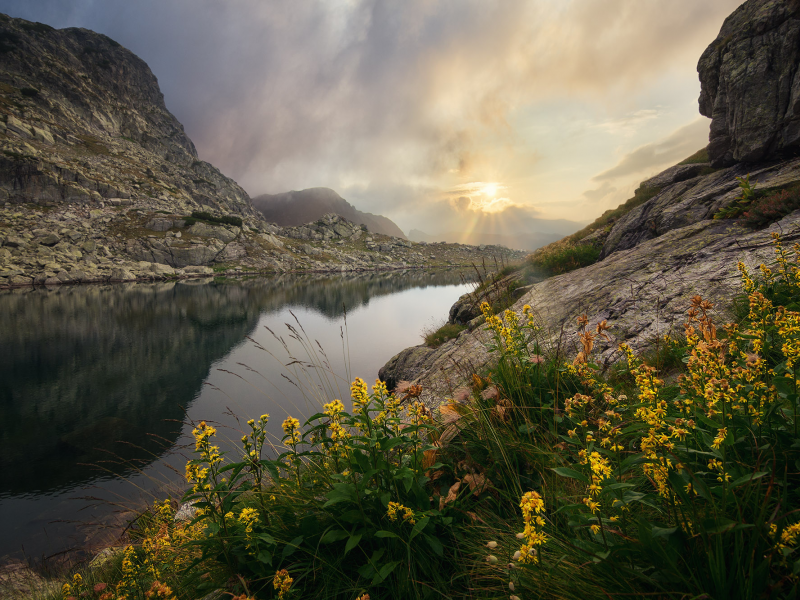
0, 269, 471, 559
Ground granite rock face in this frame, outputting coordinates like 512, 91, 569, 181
698, 0, 800, 167
601, 157, 800, 258
403, 211, 800, 411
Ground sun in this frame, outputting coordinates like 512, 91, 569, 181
481, 183, 498, 197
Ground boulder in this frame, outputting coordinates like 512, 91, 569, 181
38, 233, 60, 246
110, 267, 135, 281
145, 217, 173, 232
378, 345, 436, 392
186, 222, 239, 243
698, 0, 800, 166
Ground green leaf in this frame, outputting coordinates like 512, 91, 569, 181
729, 471, 769, 488
256, 550, 272, 565
551, 467, 589, 484
282, 535, 304, 558
375, 530, 400, 539
320, 528, 349, 544
410, 517, 430, 541
651, 526, 677, 538
257, 533, 276, 545
423, 534, 444, 556
373, 560, 401, 584
774, 377, 795, 396
702, 518, 737, 534
380, 437, 405, 451
345, 533, 362, 554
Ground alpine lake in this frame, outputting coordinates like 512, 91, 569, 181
0, 269, 473, 562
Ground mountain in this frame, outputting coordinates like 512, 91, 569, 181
407, 229, 563, 251
0, 15, 521, 288
252, 188, 407, 239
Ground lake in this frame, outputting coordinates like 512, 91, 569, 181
0, 270, 473, 562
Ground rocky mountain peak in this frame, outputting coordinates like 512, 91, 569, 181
698, 0, 800, 166
0, 13, 255, 217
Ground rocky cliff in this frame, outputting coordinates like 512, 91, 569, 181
0, 15, 523, 288
381, 0, 800, 409
698, 0, 800, 166
252, 187, 407, 239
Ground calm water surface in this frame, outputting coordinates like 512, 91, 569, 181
0, 270, 472, 561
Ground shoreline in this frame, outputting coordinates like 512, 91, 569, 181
0, 262, 475, 291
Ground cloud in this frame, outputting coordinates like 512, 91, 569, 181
582, 181, 618, 202
593, 118, 710, 182
0, 0, 739, 227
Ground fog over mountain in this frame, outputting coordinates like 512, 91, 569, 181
252, 188, 407, 239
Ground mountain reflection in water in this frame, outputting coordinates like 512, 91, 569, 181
0, 269, 472, 560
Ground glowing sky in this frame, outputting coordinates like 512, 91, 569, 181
0, 0, 743, 234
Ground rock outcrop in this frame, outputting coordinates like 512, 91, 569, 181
698, 0, 800, 166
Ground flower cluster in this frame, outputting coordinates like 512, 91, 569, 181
517, 491, 547, 564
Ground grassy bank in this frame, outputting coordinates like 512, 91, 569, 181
48, 233, 800, 600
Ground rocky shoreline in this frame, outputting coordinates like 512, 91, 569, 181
0, 204, 526, 290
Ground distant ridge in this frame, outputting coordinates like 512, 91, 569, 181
252, 188, 406, 239
408, 229, 563, 251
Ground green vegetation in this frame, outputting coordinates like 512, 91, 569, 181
19, 21, 54, 34
678, 147, 710, 165
527, 242, 601, 276
423, 322, 465, 347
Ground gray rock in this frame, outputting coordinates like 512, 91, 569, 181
218, 242, 246, 261
38, 233, 60, 246
183, 265, 213, 274
378, 345, 436, 392
110, 267, 135, 281
174, 501, 198, 522
145, 217, 173, 232
81, 239, 97, 253
6, 116, 31, 139
3, 236, 25, 248
698, 0, 800, 166
186, 222, 238, 243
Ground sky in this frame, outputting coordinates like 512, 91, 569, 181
0, 0, 742, 235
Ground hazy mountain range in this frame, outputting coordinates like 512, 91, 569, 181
252, 188, 407, 239
407, 229, 564, 251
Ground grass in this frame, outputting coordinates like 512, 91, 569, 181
678, 147, 709, 165
423, 322, 465, 347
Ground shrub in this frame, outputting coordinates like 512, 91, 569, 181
739, 186, 800, 228
528, 242, 601, 276
180, 380, 475, 599
423, 322, 465, 347
189, 211, 243, 228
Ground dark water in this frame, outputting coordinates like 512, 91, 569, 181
0, 270, 472, 561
